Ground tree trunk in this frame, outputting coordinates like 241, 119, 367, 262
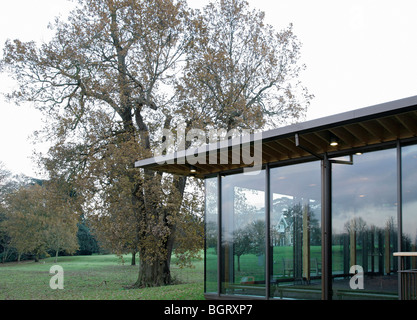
134, 254, 172, 287
2, 247, 10, 263
130, 142, 187, 288
131, 252, 136, 266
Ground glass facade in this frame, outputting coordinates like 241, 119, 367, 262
402, 144, 417, 269
270, 161, 321, 299
332, 149, 398, 299
221, 171, 266, 297
204, 141, 417, 299
205, 177, 218, 293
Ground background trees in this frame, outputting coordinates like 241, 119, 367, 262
0, 179, 80, 262
76, 217, 100, 256
1, 0, 311, 286
0, 167, 47, 263
3, 185, 48, 262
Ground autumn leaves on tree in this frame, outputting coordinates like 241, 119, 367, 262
1, 179, 80, 263
0, 0, 311, 287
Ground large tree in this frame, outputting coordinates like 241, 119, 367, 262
1, 0, 311, 287
176, 0, 312, 131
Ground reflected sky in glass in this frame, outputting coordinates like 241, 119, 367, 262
332, 149, 397, 234
402, 145, 417, 247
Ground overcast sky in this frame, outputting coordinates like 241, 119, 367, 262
1, 0, 417, 177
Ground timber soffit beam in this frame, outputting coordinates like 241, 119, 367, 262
135, 95, 417, 178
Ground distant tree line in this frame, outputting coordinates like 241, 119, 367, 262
0, 163, 100, 263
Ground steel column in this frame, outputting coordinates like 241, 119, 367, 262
217, 173, 222, 298
265, 164, 271, 299
321, 154, 332, 300
397, 141, 403, 299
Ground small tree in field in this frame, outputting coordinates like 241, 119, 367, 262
44, 179, 80, 262
1, 180, 80, 262
2, 185, 48, 262
233, 226, 252, 272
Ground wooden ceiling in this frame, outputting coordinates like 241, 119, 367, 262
135, 97, 417, 178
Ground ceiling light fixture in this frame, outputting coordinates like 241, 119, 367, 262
189, 165, 197, 174
330, 136, 339, 147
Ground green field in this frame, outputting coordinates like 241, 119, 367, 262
205, 246, 323, 285
0, 254, 204, 300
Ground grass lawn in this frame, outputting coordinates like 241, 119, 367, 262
206, 245, 323, 284
0, 254, 205, 300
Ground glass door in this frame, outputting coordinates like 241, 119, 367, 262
331, 149, 398, 299
269, 161, 322, 299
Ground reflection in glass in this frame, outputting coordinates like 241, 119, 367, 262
204, 143, 415, 299
270, 161, 322, 299
402, 144, 417, 269
332, 149, 398, 299
221, 171, 265, 297
205, 177, 218, 293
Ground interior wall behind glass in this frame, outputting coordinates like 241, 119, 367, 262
402, 144, 417, 269
205, 177, 218, 294
332, 149, 398, 299
221, 171, 266, 297
270, 161, 322, 300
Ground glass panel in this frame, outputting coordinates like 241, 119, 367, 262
221, 171, 266, 297
332, 149, 398, 299
270, 161, 322, 299
402, 144, 417, 269
205, 177, 218, 294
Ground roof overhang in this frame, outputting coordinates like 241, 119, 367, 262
135, 95, 417, 178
